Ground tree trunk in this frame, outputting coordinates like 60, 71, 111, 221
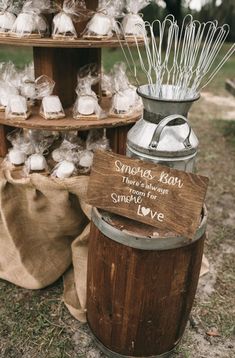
164, 0, 182, 23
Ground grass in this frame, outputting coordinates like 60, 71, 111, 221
214, 119, 235, 147
0, 280, 75, 358
197, 249, 235, 338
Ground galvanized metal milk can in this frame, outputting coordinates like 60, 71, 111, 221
126, 85, 200, 172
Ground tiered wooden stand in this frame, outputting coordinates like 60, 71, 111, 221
0, 0, 142, 158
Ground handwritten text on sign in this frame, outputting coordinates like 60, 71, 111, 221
87, 151, 209, 239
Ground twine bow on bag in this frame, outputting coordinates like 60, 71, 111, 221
83, 0, 124, 39
73, 64, 104, 119
10, 0, 51, 38
121, 0, 150, 37
0, 0, 17, 35
52, 0, 92, 39
34, 75, 65, 119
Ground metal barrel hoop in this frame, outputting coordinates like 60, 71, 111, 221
91, 206, 207, 251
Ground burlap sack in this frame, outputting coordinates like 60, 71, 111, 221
63, 219, 91, 322
0, 167, 89, 290
0, 165, 209, 323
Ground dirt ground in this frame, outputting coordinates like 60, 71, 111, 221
170, 91, 235, 358
0, 91, 234, 358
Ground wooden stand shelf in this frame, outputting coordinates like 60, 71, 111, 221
0, 0, 142, 158
0, 108, 141, 131
0, 36, 143, 48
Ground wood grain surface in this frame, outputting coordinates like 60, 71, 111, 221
87, 221, 205, 356
0, 125, 9, 157
0, 36, 144, 48
0, 0, 140, 156
106, 125, 133, 155
0, 107, 141, 131
33, 47, 101, 108
87, 151, 209, 239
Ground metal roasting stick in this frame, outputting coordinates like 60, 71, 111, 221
117, 15, 235, 100
190, 29, 223, 93
115, 22, 140, 86
200, 42, 235, 90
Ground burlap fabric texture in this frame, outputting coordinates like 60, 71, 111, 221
0, 166, 91, 322
0, 166, 209, 323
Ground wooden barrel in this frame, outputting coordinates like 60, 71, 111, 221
87, 207, 207, 358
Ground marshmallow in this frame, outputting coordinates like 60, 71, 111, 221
36, 15, 47, 33
123, 87, 137, 107
13, 13, 47, 34
76, 96, 96, 115
9, 95, 27, 113
0, 84, 18, 107
9, 148, 26, 165
79, 150, 94, 168
52, 148, 64, 163
0, 12, 16, 31
14, 13, 35, 33
87, 13, 112, 36
55, 161, 75, 178
29, 154, 47, 171
42, 95, 63, 113
53, 12, 76, 35
122, 14, 145, 36
21, 82, 36, 99
113, 93, 131, 112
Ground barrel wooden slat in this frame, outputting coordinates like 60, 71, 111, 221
87, 211, 205, 357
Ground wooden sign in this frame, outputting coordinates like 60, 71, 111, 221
87, 151, 209, 239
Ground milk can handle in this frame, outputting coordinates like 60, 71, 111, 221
149, 114, 192, 149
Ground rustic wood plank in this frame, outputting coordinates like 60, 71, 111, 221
0, 125, 9, 157
87, 220, 205, 356
0, 36, 143, 48
0, 107, 141, 131
86, 0, 98, 10
87, 151, 209, 239
0, 0, 138, 156
33, 47, 101, 108
106, 124, 133, 155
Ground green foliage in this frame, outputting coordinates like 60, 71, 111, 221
0, 46, 33, 68
196, 0, 235, 42
141, 0, 235, 41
